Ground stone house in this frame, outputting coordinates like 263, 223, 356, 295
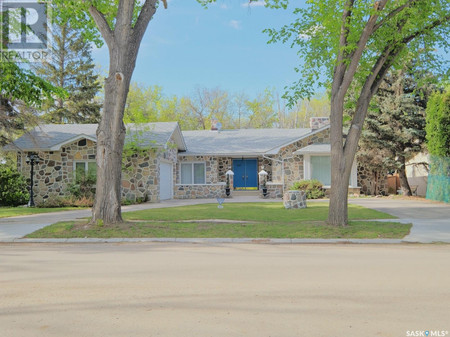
3, 118, 359, 205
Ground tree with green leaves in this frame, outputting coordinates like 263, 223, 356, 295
124, 82, 162, 123
426, 87, 450, 157
264, 0, 449, 225
0, 62, 64, 146
246, 88, 277, 128
53, 0, 168, 225
425, 87, 449, 203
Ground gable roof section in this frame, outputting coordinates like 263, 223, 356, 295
181, 125, 329, 156
293, 143, 331, 155
3, 124, 98, 152
4, 122, 186, 152
125, 122, 186, 151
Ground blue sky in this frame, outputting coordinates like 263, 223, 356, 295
92, 0, 302, 99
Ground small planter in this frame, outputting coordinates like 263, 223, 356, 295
283, 190, 307, 209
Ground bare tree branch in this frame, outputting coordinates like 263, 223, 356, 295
332, 0, 354, 98
338, 0, 389, 97
132, 0, 158, 46
373, 0, 418, 32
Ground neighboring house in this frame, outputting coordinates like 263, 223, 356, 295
3, 118, 359, 205
405, 152, 430, 196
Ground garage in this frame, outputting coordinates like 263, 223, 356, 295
159, 162, 173, 200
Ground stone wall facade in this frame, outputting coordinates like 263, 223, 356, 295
357, 164, 389, 196
270, 128, 330, 191
16, 128, 333, 204
121, 139, 178, 203
18, 137, 178, 205
17, 139, 97, 205
175, 155, 226, 199
266, 183, 283, 199
174, 183, 226, 199
174, 128, 330, 200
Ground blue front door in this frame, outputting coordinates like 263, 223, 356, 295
232, 159, 258, 189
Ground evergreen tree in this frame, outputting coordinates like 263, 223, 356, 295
360, 68, 434, 196
34, 17, 102, 124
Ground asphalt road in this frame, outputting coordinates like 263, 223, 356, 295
1, 243, 449, 337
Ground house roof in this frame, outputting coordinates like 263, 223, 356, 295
3, 121, 329, 156
180, 126, 329, 156
4, 122, 186, 152
293, 143, 331, 155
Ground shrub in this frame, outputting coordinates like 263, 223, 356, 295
37, 195, 94, 208
0, 166, 29, 206
290, 179, 325, 199
68, 173, 96, 199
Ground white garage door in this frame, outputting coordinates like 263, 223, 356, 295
159, 162, 173, 200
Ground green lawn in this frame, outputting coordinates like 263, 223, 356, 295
26, 202, 411, 239
0, 206, 87, 218
123, 202, 395, 222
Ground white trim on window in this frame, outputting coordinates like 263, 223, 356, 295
180, 162, 206, 185
303, 154, 358, 188
73, 160, 96, 179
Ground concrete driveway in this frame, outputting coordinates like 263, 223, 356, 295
349, 198, 450, 243
1, 243, 449, 337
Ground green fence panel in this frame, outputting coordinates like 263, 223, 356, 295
426, 155, 450, 203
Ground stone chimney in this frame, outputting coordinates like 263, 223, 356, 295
310, 117, 330, 130
211, 119, 221, 131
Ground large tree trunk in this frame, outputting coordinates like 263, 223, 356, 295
398, 156, 412, 196
91, 67, 132, 224
328, 93, 349, 226
88, 0, 158, 225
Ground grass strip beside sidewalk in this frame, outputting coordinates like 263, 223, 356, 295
25, 202, 411, 239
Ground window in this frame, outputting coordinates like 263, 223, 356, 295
75, 161, 96, 181
180, 163, 205, 184
306, 155, 355, 187
310, 156, 331, 186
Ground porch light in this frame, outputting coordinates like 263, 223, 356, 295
225, 170, 234, 197
25, 154, 41, 207
258, 168, 268, 197
258, 169, 268, 177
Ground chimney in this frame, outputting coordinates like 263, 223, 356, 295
210, 119, 222, 131
211, 118, 218, 131
310, 117, 330, 130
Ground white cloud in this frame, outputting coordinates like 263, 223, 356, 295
229, 20, 241, 30
241, 0, 266, 8
220, 4, 228, 9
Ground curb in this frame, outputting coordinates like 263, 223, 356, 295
2, 238, 407, 244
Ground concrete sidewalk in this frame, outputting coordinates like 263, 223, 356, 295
1, 196, 449, 243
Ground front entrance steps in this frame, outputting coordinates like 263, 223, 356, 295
232, 190, 260, 197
